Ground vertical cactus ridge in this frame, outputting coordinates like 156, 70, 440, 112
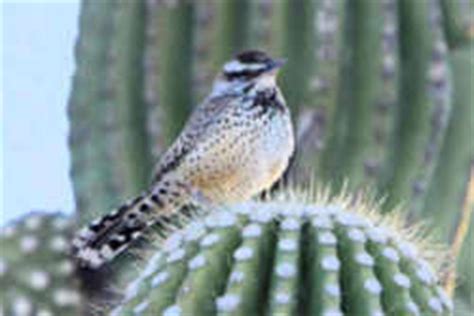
266, 217, 301, 315
295, 0, 346, 182
219, 220, 276, 315
156, 0, 194, 145
173, 221, 242, 315
108, 197, 453, 316
383, 0, 451, 213
423, 45, 474, 238
67, 0, 120, 219
212, 0, 258, 68
143, 0, 165, 161
0, 212, 81, 316
271, 0, 315, 117
305, 217, 341, 315
440, 0, 474, 49
325, 0, 385, 189
111, 220, 209, 315
423, 46, 474, 313
407, 1, 452, 215
106, 0, 152, 214
255, 0, 273, 52
192, 1, 217, 102
363, 0, 400, 189
335, 224, 384, 315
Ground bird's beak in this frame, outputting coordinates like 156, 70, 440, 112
268, 58, 287, 71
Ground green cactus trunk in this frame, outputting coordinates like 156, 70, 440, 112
322, 0, 384, 189
382, 0, 452, 214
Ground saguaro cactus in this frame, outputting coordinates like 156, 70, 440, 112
109, 199, 453, 316
65, 0, 473, 311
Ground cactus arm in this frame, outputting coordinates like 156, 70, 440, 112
295, 0, 346, 182
331, 0, 384, 189
254, 0, 273, 53
212, 0, 257, 67
143, 0, 165, 161
362, 0, 400, 189
381, 0, 433, 210
194, 0, 262, 102
69, 0, 154, 223
271, 0, 315, 116
383, 0, 450, 213
67, 0, 120, 220
422, 45, 474, 311
406, 2, 452, 215
192, 2, 217, 102
109, 0, 152, 207
157, 0, 194, 145
422, 46, 474, 238
440, 0, 474, 49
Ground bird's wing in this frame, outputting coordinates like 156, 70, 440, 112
152, 94, 236, 182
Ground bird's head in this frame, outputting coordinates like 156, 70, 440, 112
212, 50, 286, 95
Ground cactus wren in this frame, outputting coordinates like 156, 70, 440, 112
72, 50, 295, 268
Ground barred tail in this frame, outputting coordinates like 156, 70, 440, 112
72, 183, 190, 269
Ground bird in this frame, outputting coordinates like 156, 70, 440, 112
72, 50, 295, 269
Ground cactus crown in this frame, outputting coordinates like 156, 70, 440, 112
109, 192, 453, 316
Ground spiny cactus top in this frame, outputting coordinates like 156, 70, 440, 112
0, 212, 82, 316
109, 198, 453, 316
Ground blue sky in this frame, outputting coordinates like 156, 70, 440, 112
2, 1, 80, 224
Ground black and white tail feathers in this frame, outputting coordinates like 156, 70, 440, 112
72, 182, 193, 269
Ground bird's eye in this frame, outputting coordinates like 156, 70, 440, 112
224, 69, 264, 81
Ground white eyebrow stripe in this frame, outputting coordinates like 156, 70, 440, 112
223, 60, 266, 73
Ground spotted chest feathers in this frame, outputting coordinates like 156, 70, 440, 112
174, 87, 294, 203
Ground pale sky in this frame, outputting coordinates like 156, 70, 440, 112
2, 1, 80, 224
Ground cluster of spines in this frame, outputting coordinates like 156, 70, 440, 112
109, 202, 452, 316
0, 213, 81, 316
